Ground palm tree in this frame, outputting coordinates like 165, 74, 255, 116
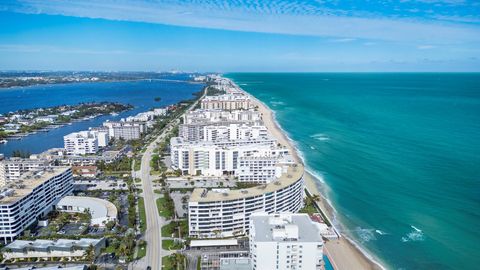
85, 244, 95, 263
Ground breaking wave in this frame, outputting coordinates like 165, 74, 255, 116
401, 226, 425, 242
310, 133, 330, 141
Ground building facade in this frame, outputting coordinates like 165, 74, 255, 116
200, 94, 253, 110
0, 167, 74, 243
249, 212, 324, 270
103, 121, 146, 140
188, 164, 304, 238
0, 158, 49, 187
63, 131, 100, 155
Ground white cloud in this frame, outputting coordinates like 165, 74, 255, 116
3, 0, 480, 44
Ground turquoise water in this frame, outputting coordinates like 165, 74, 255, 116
227, 73, 480, 270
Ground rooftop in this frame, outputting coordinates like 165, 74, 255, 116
0, 166, 71, 204
251, 213, 323, 243
190, 163, 303, 202
56, 196, 117, 221
3, 238, 103, 251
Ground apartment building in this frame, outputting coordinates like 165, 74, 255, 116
249, 212, 324, 270
170, 138, 287, 177
64, 131, 103, 155
179, 122, 268, 142
188, 164, 304, 238
0, 157, 49, 187
184, 109, 261, 124
200, 94, 253, 110
0, 166, 74, 243
103, 121, 146, 140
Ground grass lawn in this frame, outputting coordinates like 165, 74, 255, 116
162, 239, 183, 250
156, 197, 174, 218
134, 159, 141, 171
161, 222, 176, 237
154, 189, 162, 194
162, 255, 174, 270
138, 197, 147, 233
162, 254, 186, 270
134, 178, 142, 183
136, 242, 147, 259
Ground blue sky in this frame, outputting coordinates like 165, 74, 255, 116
0, 0, 479, 71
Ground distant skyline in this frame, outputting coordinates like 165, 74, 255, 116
1, 0, 480, 71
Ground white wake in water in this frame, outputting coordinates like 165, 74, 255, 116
401, 225, 425, 242
310, 133, 330, 141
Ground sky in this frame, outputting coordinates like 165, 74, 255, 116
0, 0, 479, 72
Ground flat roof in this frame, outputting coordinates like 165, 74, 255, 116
190, 163, 303, 202
190, 239, 238, 247
3, 238, 102, 251
251, 213, 323, 243
57, 196, 117, 220
0, 166, 71, 204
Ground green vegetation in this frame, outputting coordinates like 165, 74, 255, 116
0, 102, 132, 137
138, 197, 147, 233
162, 254, 187, 270
161, 220, 188, 238
11, 149, 32, 158
97, 156, 132, 174
156, 194, 175, 219
162, 239, 184, 250
299, 193, 321, 215
136, 240, 147, 259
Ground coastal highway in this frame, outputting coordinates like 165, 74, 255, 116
138, 88, 206, 270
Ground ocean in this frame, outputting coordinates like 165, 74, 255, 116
0, 76, 204, 156
226, 73, 480, 270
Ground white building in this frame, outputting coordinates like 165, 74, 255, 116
179, 122, 267, 142
64, 131, 101, 155
2, 238, 105, 260
56, 196, 118, 226
235, 155, 295, 183
201, 94, 253, 110
0, 167, 74, 243
188, 164, 304, 238
184, 109, 261, 124
0, 157, 49, 187
170, 137, 287, 178
103, 121, 146, 140
249, 212, 324, 270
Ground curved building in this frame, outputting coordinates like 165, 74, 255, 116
188, 164, 304, 238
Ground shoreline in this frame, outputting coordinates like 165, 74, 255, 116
230, 79, 386, 270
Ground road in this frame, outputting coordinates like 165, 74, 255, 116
136, 89, 206, 270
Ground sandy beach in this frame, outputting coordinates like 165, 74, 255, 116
235, 81, 385, 270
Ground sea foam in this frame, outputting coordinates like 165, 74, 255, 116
401, 226, 425, 242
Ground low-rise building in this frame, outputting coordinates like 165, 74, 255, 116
0, 167, 74, 243
2, 238, 105, 260
72, 165, 98, 178
249, 212, 324, 270
56, 196, 117, 226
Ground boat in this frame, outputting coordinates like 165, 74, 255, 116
110, 112, 119, 116
0, 139, 7, 144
